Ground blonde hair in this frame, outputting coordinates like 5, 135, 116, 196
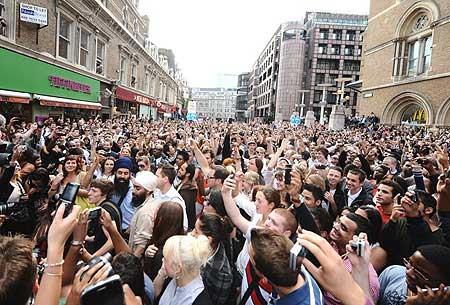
244, 171, 260, 185
163, 235, 211, 276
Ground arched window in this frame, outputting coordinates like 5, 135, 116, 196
392, 4, 437, 79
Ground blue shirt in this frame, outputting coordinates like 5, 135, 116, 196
110, 181, 134, 230
273, 268, 323, 305
378, 265, 407, 305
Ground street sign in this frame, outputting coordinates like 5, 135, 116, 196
290, 115, 300, 126
20, 3, 48, 26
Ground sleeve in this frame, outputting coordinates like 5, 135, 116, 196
221, 133, 231, 160
134, 214, 154, 247
234, 194, 257, 218
438, 211, 450, 247
406, 216, 443, 246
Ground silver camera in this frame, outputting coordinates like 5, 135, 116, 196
289, 243, 308, 271
350, 238, 365, 257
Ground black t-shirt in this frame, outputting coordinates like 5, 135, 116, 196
85, 200, 122, 254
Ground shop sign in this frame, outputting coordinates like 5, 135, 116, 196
0, 48, 100, 103
49, 76, 91, 94
116, 86, 175, 113
20, 3, 48, 26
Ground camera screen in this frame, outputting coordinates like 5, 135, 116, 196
60, 183, 80, 204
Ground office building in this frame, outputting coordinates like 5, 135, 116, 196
303, 12, 368, 119
191, 87, 237, 120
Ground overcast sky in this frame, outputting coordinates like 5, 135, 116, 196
140, 0, 370, 88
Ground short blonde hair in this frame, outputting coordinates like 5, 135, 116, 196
244, 171, 260, 186
163, 235, 211, 276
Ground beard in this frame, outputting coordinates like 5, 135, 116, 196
114, 177, 130, 195
132, 193, 147, 207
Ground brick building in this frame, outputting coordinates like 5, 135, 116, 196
359, 0, 450, 126
0, 0, 179, 121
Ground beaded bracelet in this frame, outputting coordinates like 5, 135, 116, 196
43, 260, 64, 268
71, 240, 84, 246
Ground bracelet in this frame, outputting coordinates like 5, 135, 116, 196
71, 240, 84, 246
43, 260, 64, 268
44, 271, 63, 277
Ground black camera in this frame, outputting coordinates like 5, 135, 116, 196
81, 274, 124, 305
284, 164, 293, 185
77, 253, 114, 281
58, 183, 80, 217
0, 152, 12, 167
78, 253, 122, 305
0, 201, 18, 216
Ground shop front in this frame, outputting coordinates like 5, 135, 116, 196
115, 86, 175, 121
0, 47, 101, 121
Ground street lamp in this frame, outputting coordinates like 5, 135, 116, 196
298, 89, 309, 118
317, 83, 332, 125
334, 77, 353, 105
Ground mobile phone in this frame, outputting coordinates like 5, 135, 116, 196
59, 183, 80, 217
315, 164, 326, 170
88, 207, 102, 221
284, 164, 292, 185
80, 274, 124, 305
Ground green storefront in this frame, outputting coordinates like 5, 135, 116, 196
0, 47, 101, 121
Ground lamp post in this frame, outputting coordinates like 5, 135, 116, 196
298, 89, 309, 118
334, 77, 353, 105
317, 84, 332, 125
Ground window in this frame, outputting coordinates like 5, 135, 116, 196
122, 6, 128, 24
144, 72, 150, 93
346, 31, 356, 41
315, 73, 326, 84
317, 59, 339, 70
407, 41, 420, 75
314, 90, 323, 102
422, 36, 432, 72
319, 30, 328, 39
344, 60, 360, 71
318, 44, 327, 54
79, 29, 89, 67
58, 15, 71, 59
131, 63, 137, 88
344, 47, 354, 56
119, 57, 127, 84
331, 45, 340, 55
0, 0, 6, 37
96, 40, 105, 74
331, 30, 342, 40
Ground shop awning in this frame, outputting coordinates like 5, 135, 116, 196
34, 94, 102, 110
0, 89, 31, 104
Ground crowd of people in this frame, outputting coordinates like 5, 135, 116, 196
0, 112, 450, 305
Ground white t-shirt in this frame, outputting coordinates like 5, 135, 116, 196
236, 214, 262, 276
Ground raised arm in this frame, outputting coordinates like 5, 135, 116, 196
267, 138, 289, 170
221, 176, 251, 233
190, 139, 210, 175
100, 209, 132, 254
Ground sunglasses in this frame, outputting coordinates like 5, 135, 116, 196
403, 257, 430, 282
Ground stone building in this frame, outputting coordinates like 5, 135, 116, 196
191, 87, 237, 121
359, 0, 450, 126
0, 0, 179, 121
